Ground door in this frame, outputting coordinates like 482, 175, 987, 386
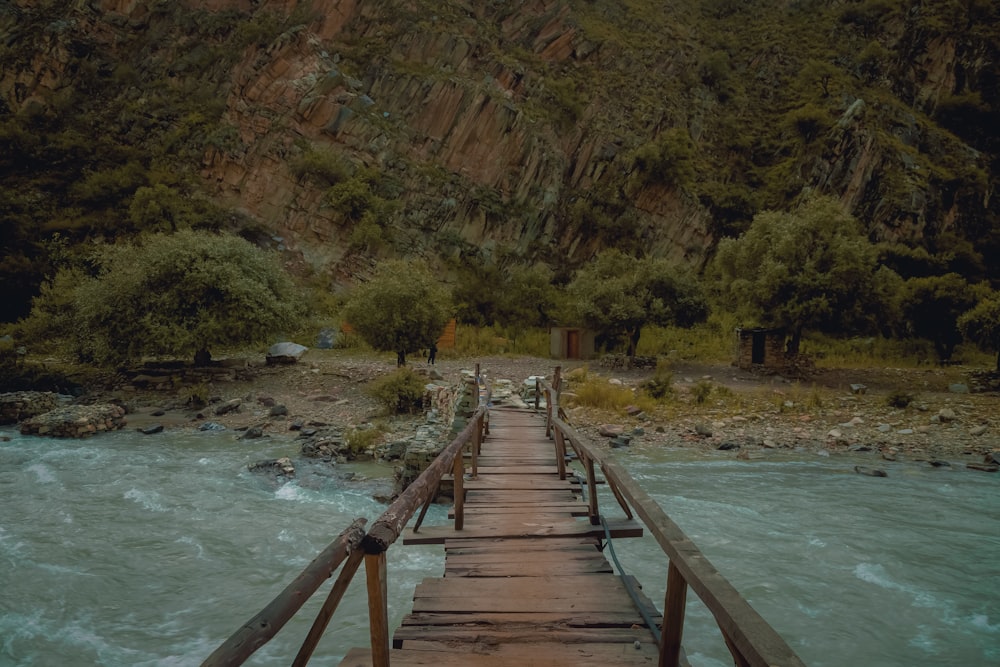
751, 331, 766, 364
567, 330, 580, 359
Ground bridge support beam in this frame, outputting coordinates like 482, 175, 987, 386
365, 552, 390, 667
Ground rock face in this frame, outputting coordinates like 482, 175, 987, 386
20, 404, 127, 438
1, 0, 994, 297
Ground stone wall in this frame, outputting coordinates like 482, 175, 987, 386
0, 391, 59, 425
20, 404, 127, 438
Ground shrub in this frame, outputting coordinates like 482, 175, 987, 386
367, 368, 427, 414
290, 147, 351, 186
691, 380, 713, 404
640, 360, 674, 400
346, 425, 382, 455
885, 390, 914, 409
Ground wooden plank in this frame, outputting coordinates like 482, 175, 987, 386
399, 610, 661, 628
473, 466, 561, 474
411, 596, 642, 614
403, 517, 642, 545
414, 575, 633, 598
394, 625, 653, 645
446, 550, 605, 564
466, 490, 579, 501
444, 560, 613, 577
443, 537, 599, 552
463, 478, 580, 490
451, 507, 588, 519
339, 645, 660, 666
401, 641, 661, 663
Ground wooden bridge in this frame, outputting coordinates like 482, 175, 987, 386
203, 368, 806, 667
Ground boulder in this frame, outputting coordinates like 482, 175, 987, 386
598, 424, 624, 437
266, 342, 308, 365
198, 421, 226, 431
248, 457, 295, 476
854, 466, 888, 477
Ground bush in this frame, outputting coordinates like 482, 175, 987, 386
367, 368, 427, 414
640, 360, 674, 400
346, 425, 382, 455
691, 380, 713, 404
290, 147, 350, 186
885, 390, 914, 409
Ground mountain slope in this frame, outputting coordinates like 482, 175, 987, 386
1, 0, 997, 321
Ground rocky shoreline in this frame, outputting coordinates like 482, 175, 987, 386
4, 354, 998, 481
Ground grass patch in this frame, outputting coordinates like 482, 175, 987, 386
565, 375, 656, 414
453, 326, 549, 357
637, 319, 735, 363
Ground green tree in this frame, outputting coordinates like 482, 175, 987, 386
25, 230, 302, 365
710, 196, 880, 354
495, 263, 561, 345
958, 289, 1000, 371
342, 259, 451, 366
567, 249, 707, 358
900, 273, 977, 364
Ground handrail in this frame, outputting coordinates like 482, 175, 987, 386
539, 375, 805, 667
204, 370, 491, 667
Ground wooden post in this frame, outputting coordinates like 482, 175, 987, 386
471, 415, 480, 479
585, 455, 599, 525
554, 427, 567, 480
292, 549, 364, 667
365, 552, 390, 667
721, 630, 752, 667
453, 448, 465, 530
660, 561, 688, 667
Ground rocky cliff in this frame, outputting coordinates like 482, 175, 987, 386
1, 0, 997, 303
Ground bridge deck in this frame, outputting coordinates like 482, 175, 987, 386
338, 405, 656, 666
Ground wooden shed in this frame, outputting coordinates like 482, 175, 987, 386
549, 327, 596, 360
735, 327, 786, 371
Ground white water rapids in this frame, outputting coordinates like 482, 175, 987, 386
1, 427, 997, 666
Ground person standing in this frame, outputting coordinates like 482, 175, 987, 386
428, 342, 437, 365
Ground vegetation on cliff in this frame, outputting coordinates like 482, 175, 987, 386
1, 0, 999, 373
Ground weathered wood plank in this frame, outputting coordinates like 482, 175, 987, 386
472, 466, 561, 474
443, 537, 600, 552
411, 596, 642, 614
445, 560, 613, 577
450, 508, 589, 520
338, 645, 659, 666
394, 625, 654, 645
401, 641, 661, 662
446, 550, 605, 564
414, 575, 633, 598
462, 478, 581, 490
399, 610, 661, 628
403, 517, 642, 545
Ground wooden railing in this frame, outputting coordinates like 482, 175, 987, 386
538, 370, 806, 667
203, 369, 490, 667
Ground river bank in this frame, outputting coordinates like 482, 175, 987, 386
50, 351, 994, 477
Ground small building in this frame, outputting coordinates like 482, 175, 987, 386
735, 327, 786, 371
550, 327, 596, 360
